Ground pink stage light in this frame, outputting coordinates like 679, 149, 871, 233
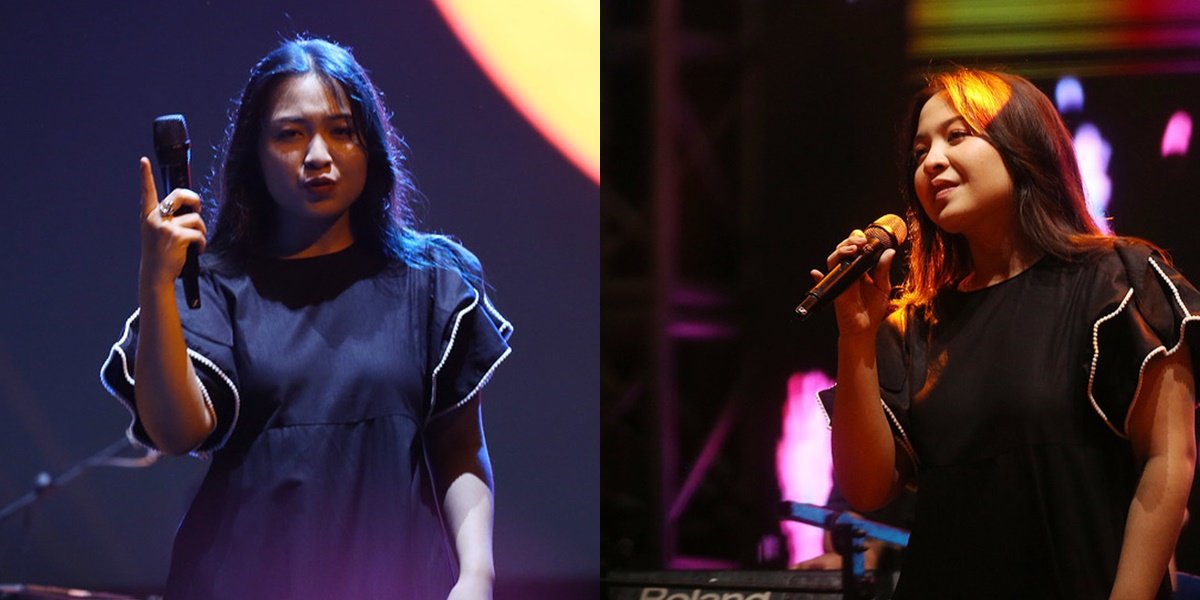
1073, 123, 1114, 234
776, 370, 836, 564
1162, 111, 1192, 157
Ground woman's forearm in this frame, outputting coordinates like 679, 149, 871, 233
830, 330, 901, 512
1110, 452, 1193, 599
430, 394, 495, 593
443, 472, 495, 582
133, 276, 213, 454
1112, 346, 1196, 599
133, 157, 213, 455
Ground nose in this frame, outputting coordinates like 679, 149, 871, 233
923, 142, 948, 174
303, 134, 332, 171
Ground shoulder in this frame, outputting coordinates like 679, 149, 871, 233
1076, 236, 1200, 336
1072, 237, 1165, 277
1034, 237, 1171, 299
409, 232, 487, 289
421, 234, 482, 272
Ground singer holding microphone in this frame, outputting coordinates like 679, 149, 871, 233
815, 68, 1197, 598
100, 38, 510, 599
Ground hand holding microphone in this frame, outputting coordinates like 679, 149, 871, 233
139, 115, 206, 307
152, 115, 201, 309
797, 214, 906, 334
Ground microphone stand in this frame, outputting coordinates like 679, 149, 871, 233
0, 438, 159, 600
780, 501, 910, 600
0, 437, 159, 524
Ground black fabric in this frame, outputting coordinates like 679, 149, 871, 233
100, 241, 512, 599
844, 241, 1197, 600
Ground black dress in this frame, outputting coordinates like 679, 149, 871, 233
824, 241, 1199, 599
100, 240, 512, 599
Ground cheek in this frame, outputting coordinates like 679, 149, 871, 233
341, 149, 368, 185
976, 155, 1014, 202
258, 149, 300, 200
259, 147, 287, 177
913, 170, 933, 207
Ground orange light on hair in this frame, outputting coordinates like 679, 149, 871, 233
932, 70, 1013, 134
433, 0, 599, 185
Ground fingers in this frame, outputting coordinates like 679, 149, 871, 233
180, 227, 209, 253
146, 217, 209, 257
147, 211, 208, 241
141, 157, 204, 219
810, 269, 824, 283
162, 188, 204, 215
143, 188, 207, 237
821, 229, 899, 292
790, 552, 841, 571
140, 171, 209, 258
140, 157, 159, 218
169, 212, 209, 243
872, 248, 896, 292
825, 229, 870, 269
825, 244, 856, 269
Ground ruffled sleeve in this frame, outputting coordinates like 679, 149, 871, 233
99, 261, 240, 456
817, 309, 921, 476
426, 240, 514, 420
1089, 240, 1200, 438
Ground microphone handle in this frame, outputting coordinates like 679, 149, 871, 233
160, 164, 201, 309
795, 239, 886, 319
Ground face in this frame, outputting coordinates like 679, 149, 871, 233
258, 73, 368, 238
911, 93, 1014, 238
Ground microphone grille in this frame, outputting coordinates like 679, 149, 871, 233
868, 214, 907, 248
153, 114, 189, 147
153, 114, 190, 164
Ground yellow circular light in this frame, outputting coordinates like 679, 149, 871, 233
433, 0, 599, 185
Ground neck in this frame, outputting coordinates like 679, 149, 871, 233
961, 229, 1042, 291
271, 212, 354, 259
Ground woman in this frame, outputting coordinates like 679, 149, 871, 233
100, 38, 511, 599
819, 69, 1196, 598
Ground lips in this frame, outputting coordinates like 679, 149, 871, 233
930, 179, 958, 202
934, 184, 957, 202
303, 176, 337, 196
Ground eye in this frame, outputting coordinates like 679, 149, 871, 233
332, 126, 356, 138
911, 146, 928, 163
273, 128, 303, 141
948, 129, 971, 141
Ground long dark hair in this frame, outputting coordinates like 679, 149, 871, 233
206, 37, 474, 279
896, 68, 1124, 314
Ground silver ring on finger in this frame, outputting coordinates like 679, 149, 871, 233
158, 198, 175, 218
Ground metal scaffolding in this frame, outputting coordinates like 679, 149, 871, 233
602, 0, 766, 568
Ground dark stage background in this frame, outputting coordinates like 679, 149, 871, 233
0, 1, 597, 596
603, 0, 1200, 578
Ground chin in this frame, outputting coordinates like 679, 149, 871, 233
928, 208, 969, 235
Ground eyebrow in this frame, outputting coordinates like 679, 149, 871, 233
913, 115, 968, 144
267, 113, 354, 125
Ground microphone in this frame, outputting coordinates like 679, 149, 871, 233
795, 214, 907, 319
152, 114, 200, 309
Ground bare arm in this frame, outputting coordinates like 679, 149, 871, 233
831, 329, 904, 511
1110, 344, 1196, 600
133, 157, 214, 455
820, 230, 903, 511
429, 393, 495, 600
